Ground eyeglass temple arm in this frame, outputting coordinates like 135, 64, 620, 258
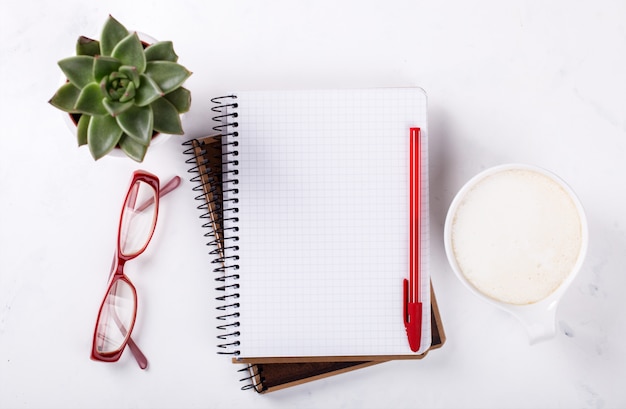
111, 175, 182, 369
108, 306, 148, 370
136, 175, 182, 212
160, 175, 182, 197
127, 337, 148, 369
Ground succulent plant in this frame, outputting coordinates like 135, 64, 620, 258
49, 15, 192, 162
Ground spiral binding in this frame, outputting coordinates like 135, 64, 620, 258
182, 140, 224, 252
183, 95, 244, 365
239, 364, 266, 393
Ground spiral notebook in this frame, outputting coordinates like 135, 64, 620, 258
183, 134, 445, 393
191, 88, 431, 362
183, 123, 445, 392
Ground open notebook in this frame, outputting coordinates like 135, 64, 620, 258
205, 88, 431, 362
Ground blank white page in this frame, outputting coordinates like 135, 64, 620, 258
221, 88, 430, 359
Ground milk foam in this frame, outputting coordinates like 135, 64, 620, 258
451, 168, 583, 305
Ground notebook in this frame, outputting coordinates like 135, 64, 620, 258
183, 127, 444, 392
182, 135, 444, 393
209, 88, 431, 362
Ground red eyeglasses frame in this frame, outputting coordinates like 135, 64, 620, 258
90, 171, 180, 369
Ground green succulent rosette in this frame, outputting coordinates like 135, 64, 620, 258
49, 16, 191, 162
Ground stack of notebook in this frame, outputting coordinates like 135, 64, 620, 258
183, 88, 445, 392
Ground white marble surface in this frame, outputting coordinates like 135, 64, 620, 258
1, 1, 625, 408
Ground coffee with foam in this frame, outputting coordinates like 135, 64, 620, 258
450, 167, 583, 305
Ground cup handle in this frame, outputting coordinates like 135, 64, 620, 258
508, 301, 559, 344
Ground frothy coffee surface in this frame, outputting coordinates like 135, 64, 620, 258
451, 168, 582, 305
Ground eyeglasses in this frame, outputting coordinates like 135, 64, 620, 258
91, 170, 181, 369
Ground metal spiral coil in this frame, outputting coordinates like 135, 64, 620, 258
238, 364, 265, 392
183, 95, 242, 357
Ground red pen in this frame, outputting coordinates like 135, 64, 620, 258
403, 127, 422, 352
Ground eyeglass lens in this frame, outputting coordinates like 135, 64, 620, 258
119, 180, 158, 257
95, 279, 136, 354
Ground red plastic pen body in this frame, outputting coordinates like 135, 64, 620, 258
404, 127, 422, 352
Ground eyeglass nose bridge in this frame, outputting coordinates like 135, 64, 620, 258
113, 242, 152, 279
113, 253, 129, 277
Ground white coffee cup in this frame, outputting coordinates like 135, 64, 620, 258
444, 164, 588, 343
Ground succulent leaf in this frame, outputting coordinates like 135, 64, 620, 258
144, 61, 191, 94
116, 105, 153, 145
145, 41, 178, 62
118, 81, 136, 103
59, 56, 95, 88
163, 87, 191, 113
151, 97, 183, 135
104, 74, 118, 97
134, 74, 163, 106
93, 56, 122, 82
76, 114, 90, 146
112, 33, 146, 74
100, 15, 129, 57
49, 82, 81, 113
103, 99, 134, 116
75, 83, 107, 116
88, 115, 124, 160
119, 66, 140, 88
76, 36, 101, 56
118, 134, 149, 162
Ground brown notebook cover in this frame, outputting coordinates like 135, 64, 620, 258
183, 135, 445, 392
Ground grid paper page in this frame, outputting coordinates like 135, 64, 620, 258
222, 88, 430, 359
